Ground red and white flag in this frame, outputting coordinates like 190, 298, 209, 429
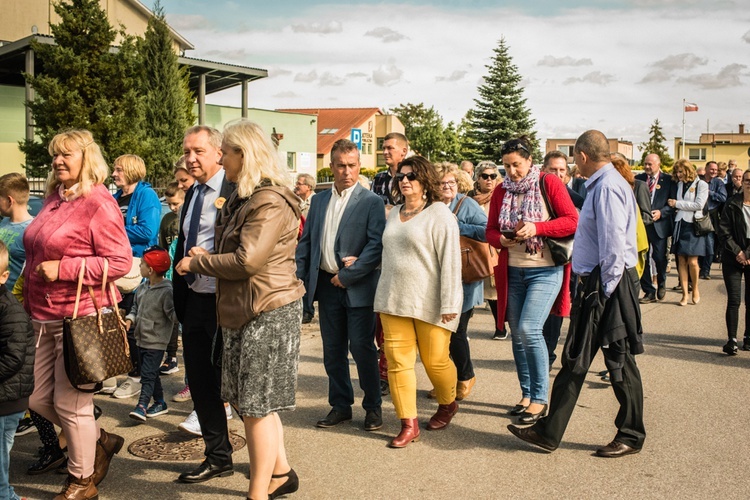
684, 102, 699, 112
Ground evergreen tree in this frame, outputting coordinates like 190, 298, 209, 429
138, 1, 195, 181
457, 109, 481, 163
390, 102, 446, 161
441, 121, 461, 162
468, 37, 542, 163
640, 119, 674, 169
21, 0, 145, 177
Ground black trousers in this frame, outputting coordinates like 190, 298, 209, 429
182, 290, 232, 466
166, 322, 180, 359
542, 314, 563, 369
532, 337, 646, 449
450, 309, 475, 381
640, 237, 668, 295
721, 256, 750, 341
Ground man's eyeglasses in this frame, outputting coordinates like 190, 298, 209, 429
480, 173, 498, 180
501, 141, 530, 156
396, 171, 417, 182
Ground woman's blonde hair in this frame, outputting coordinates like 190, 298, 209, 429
46, 129, 109, 197
113, 154, 147, 185
435, 162, 472, 193
222, 119, 290, 198
672, 158, 697, 183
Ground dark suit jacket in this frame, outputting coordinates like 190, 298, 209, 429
296, 183, 385, 310
566, 186, 585, 210
633, 180, 653, 226
570, 177, 587, 201
172, 174, 235, 324
635, 171, 676, 240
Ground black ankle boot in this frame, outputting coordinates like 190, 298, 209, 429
28, 447, 66, 475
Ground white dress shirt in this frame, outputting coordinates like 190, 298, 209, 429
320, 185, 355, 274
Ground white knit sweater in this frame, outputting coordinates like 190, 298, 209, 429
374, 202, 463, 331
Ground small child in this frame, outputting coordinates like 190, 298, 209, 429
0, 173, 34, 290
126, 246, 177, 422
159, 181, 184, 374
0, 240, 36, 499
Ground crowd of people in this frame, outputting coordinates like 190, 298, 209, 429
0, 121, 744, 499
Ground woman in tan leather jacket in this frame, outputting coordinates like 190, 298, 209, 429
176, 119, 304, 500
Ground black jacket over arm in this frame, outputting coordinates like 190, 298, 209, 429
0, 285, 35, 416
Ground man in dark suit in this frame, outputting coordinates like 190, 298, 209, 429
173, 126, 235, 483
700, 161, 727, 279
635, 154, 676, 303
296, 139, 385, 432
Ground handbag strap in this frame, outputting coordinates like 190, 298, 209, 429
451, 195, 467, 215
72, 259, 86, 319
85, 258, 109, 312
538, 173, 557, 219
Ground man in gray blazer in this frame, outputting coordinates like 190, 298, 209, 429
296, 139, 386, 432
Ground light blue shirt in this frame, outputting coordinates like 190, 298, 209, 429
572, 163, 637, 297
0, 217, 33, 289
182, 169, 225, 294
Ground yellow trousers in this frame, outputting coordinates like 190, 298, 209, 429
380, 314, 456, 419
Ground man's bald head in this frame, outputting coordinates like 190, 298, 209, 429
643, 153, 661, 176
574, 130, 611, 177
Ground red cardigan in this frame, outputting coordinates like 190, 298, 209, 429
485, 173, 579, 330
23, 184, 133, 321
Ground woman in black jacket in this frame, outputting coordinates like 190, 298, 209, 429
718, 169, 750, 355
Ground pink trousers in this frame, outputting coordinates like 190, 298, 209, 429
28, 320, 99, 478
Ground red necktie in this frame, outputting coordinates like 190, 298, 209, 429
648, 175, 656, 194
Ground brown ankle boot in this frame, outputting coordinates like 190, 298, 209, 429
456, 376, 476, 401
388, 418, 421, 448
426, 401, 458, 430
55, 473, 98, 500
92, 428, 124, 485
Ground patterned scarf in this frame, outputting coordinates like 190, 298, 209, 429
498, 165, 545, 255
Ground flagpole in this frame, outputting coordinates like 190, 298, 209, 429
681, 98, 686, 159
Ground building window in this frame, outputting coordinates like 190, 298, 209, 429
557, 145, 575, 157
688, 148, 706, 161
287, 152, 296, 170
377, 138, 384, 151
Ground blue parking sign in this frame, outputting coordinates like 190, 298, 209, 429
351, 129, 362, 150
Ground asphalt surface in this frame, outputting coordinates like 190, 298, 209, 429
9, 262, 750, 499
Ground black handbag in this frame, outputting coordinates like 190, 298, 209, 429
539, 174, 574, 265
693, 205, 714, 236
63, 259, 132, 392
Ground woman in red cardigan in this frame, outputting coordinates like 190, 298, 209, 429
24, 129, 132, 500
486, 137, 578, 425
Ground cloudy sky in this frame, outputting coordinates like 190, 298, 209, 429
159, 0, 750, 158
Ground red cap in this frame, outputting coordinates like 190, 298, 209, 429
142, 247, 171, 274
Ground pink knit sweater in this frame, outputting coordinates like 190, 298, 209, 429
23, 184, 133, 321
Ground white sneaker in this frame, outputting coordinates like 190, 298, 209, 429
112, 377, 141, 399
178, 410, 202, 436
97, 377, 118, 395
172, 385, 191, 402
225, 403, 233, 420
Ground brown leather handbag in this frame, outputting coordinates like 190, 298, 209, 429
63, 258, 132, 391
453, 197, 498, 284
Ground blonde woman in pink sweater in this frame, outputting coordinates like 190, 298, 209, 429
23, 129, 132, 500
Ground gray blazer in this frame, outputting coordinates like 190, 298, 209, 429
296, 183, 385, 309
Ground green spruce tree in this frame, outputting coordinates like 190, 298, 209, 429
21, 0, 145, 177
640, 119, 674, 169
457, 109, 482, 163
468, 37, 542, 163
138, 1, 195, 181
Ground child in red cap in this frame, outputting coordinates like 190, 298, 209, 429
125, 246, 177, 422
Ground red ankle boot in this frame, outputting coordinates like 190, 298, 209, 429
427, 401, 458, 430
389, 418, 421, 448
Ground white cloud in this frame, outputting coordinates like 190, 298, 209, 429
743, 30, 750, 43
677, 63, 746, 89
372, 63, 403, 86
537, 56, 593, 67
273, 91, 299, 98
563, 71, 616, 86
166, 14, 213, 30
436, 70, 468, 82
346, 72, 368, 78
269, 68, 293, 77
364, 27, 407, 43
319, 72, 346, 86
291, 21, 342, 34
638, 71, 672, 84
651, 53, 708, 71
294, 70, 318, 83
204, 49, 246, 61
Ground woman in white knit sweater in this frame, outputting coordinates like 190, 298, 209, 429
373, 156, 463, 448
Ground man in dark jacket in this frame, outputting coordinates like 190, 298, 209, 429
0, 240, 36, 500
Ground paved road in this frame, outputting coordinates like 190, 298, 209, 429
10, 263, 750, 499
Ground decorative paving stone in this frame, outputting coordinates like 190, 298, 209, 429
128, 431, 246, 461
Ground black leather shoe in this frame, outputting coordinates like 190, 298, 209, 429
316, 409, 352, 428
178, 461, 233, 483
517, 404, 547, 424
364, 409, 383, 431
639, 293, 656, 304
508, 404, 528, 416
595, 440, 641, 458
656, 286, 666, 301
507, 424, 558, 452
27, 447, 66, 475
302, 312, 314, 324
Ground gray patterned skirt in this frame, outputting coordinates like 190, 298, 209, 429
221, 299, 302, 418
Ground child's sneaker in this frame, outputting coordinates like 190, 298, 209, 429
129, 404, 147, 422
147, 401, 169, 418
723, 339, 739, 356
172, 385, 191, 402
159, 357, 179, 375
178, 410, 202, 436
16, 413, 36, 436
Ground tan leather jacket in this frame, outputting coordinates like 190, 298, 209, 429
190, 185, 305, 329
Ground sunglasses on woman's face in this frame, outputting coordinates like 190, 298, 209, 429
396, 171, 417, 182
480, 173, 498, 180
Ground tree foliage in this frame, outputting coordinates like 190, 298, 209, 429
21, 0, 145, 178
457, 109, 482, 163
137, 1, 195, 180
468, 37, 542, 163
391, 103, 446, 161
639, 119, 674, 169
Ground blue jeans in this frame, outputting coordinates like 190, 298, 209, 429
138, 347, 165, 409
1, 410, 24, 500
506, 265, 563, 404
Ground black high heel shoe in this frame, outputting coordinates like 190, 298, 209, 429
269, 468, 299, 499
517, 404, 547, 425
509, 404, 528, 416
